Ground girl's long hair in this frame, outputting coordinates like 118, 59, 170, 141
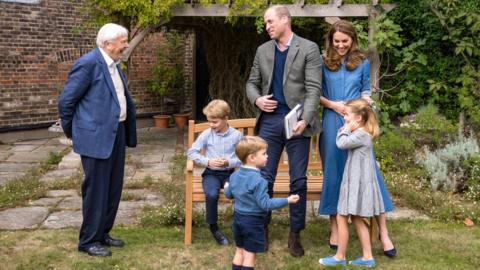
345, 99, 379, 139
324, 20, 366, 71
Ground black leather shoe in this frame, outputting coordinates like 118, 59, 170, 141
79, 244, 112, 257
212, 230, 230, 246
103, 236, 125, 247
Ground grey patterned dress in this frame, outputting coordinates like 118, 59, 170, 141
336, 127, 385, 217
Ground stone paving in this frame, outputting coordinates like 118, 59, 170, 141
0, 126, 427, 231
0, 136, 68, 186
0, 127, 179, 230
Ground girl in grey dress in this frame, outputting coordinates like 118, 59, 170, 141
319, 99, 383, 268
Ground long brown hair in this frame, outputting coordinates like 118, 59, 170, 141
324, 20, 366, 71
345, 99, 379, 139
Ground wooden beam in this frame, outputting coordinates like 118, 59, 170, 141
172, 4, 397, 18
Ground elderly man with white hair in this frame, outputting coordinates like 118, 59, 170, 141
58, 23, 137, 257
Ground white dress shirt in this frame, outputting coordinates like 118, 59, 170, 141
99, 48, 127, 122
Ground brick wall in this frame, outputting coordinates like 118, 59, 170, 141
0, 0, 194, 131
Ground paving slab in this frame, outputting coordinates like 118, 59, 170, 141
124, 165, 137, 177
123, 189, 164, 203
46, 190, 78, 197
13, 139, 49, 145
0, 145, 11, 151
57, 196, 82, 210
0, 152, 11, 161
40, 168, 79, 183
42, 210, 82, 229
58, 151, 81, 169
29, 197, 63, 207
131, 170, 169, 181
114, 209, 138, 226
387, 207, 429, 220
7, 151, 50, 163
9, 145, 39, 152
0, 207, 49, 230
140, 162, 170, 171
0, 162, 35, 172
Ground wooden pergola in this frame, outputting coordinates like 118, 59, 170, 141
124, 0, 396, 100
173, 0, 395, 18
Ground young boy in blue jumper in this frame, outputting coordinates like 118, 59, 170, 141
187, 99, 243, 245
225, 136, 299, 270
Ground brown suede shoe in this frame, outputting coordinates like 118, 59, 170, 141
288, 232, 305, 257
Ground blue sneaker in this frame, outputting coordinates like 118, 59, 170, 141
319, 256, 347, 266
349, 257, 376, 267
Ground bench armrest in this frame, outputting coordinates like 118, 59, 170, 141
186, 159, 194, 172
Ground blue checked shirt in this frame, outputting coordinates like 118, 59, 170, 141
187, 126, 243, 170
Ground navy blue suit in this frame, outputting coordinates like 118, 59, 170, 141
58, 48, 137, 249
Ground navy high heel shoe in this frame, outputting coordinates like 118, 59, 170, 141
384, 247, 397, 258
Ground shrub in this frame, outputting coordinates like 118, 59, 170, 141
417, 136, 479, 191
463, 155, 480, 201
401, 104, 458, 149
375, 129, 415, 170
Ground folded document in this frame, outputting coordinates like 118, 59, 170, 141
284, 104, 303, 139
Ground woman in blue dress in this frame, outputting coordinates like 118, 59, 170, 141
318, 20, 396, 257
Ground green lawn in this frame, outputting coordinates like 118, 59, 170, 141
1, 218, 478, 270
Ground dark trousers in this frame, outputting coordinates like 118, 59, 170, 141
202, 168, 233, 225
258, 113, 310, 233
78, 122, 125, 249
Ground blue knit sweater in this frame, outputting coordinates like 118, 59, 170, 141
224, 166, 288, 216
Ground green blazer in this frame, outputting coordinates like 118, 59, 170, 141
246, 34, 322, 137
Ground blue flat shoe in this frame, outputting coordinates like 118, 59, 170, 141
384, 247, 397, 258
319, 256, 346, 266
349, 257, 376, 268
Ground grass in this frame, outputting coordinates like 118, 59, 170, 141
0, 218, 479, 269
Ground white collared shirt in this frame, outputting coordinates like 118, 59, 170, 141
275, 32, 294, 52
99, 48, 127, 122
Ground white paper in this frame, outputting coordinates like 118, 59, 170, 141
284, 104, 303, 139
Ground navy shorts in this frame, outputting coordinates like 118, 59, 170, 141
232, 212, 266, 253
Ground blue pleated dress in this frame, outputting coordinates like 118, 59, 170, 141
318, 59, 394, 215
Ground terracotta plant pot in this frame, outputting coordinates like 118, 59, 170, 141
173, 113, 189, 129
153, 115, 170, 128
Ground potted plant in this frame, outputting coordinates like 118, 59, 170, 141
149, 30, 186, 128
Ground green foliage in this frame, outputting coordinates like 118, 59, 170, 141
377, 0, 480, 126
386, 169, 480, 223
416, 136, 479, 191
149, 30, 186, 114
86, 0, 185, 27
372, 14, 403, 54
374, 129, 415, 170
463, 155, 480, 201
401, 104, 457, 149
139, 203, 186, 226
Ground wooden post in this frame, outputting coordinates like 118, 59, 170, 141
368, 0, 380, 93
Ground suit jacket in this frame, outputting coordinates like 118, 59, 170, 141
58, 48, 137, 159
246, 34, 322, 136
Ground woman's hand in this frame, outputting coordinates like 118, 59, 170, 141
361, 95, 374, 105
331, 101, 346, 116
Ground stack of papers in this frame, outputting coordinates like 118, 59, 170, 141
284, 104, 303, 139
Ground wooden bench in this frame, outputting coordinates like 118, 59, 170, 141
184, 118, 323, 245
